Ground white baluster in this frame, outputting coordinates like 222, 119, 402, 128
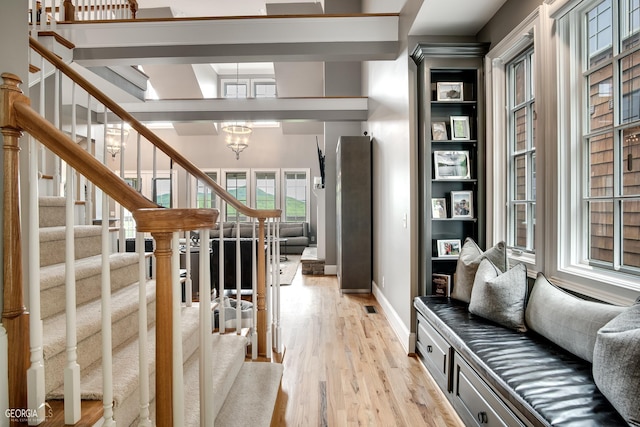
119, 121, 126, 252
50, 0, 57, 28
265, 220, 272, 359
251, 218, 258, 359
199, 229, 214, 425
82, 0, 87, 20
218, 197, 225, 333
64, 84, 81, 425
101, 117, 116, 427
172, 233, 185, 426
273, 218, 282, 354
53, 69, 61, 196
27, 134, 46, 426
185, 175, 192, 306
137, 232, 152, 427
39, 55, 46, 183
235, 215, 241, 334
0, 325, 7, 427
85, 93, 93, 226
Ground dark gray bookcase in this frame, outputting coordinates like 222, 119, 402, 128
411, 43, 489, 296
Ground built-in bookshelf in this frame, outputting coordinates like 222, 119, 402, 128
412, 42, 488, 295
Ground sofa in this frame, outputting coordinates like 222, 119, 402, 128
211, 221, 309, 255
414, 238, 639, 427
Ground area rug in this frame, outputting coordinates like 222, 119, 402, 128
275, 254, 300, 285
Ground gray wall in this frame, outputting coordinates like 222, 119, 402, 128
476, 0, 544, 48
0, 0, 29, 312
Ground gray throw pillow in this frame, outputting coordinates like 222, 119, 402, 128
593, 302, 640, 426
451, 238, 506, 303
525, 273, 625, 362
469, 259, 528, 332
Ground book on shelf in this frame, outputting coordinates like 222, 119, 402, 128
432, 273, 451, 297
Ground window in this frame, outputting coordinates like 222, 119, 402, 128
255, 171, 277, 210
225, 171, 248, 221
196, 171, 218, 209
153, 177, 172, 208
507, 49, 536, 253
254, 82, 277, 98
283, 171, 308, 222
555, 0, 640, 301
224, 82, 248, 98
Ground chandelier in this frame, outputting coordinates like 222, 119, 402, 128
222, 122, 252, 160
105, 125, 128, 159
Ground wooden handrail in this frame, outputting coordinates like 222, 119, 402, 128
28, 36, 281, 220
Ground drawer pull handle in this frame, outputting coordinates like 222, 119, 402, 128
477, 411, 488, 424
427, 345, 433, 353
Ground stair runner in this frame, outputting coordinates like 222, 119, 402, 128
38, 196, 282, 426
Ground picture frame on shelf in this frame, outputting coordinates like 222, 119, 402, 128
431, 198, 447, 218
451, 191, 474, 218
432, 273, 451, 297
436, 82, 464, 101
437, 239, 461, 258
433, 150, 471, 180
450, 116, 471, 140
431, 121, 448, 140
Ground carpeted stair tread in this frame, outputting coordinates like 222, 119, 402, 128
39, 196, 66, 228
43, 279, 157, 362
47, 304, 202, 411
40, 225, 104, 267
180, 334, 249, 425
39, 252, 139, 291
215, 362, 284, 427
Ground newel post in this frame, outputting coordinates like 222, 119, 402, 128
257, 218, 267, 357
1, 73, 31, 421
63, 0, 75, 21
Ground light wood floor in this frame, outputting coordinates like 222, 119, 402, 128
271, 269, 464, 427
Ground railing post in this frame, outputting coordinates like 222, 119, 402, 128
129, 0, 137, 19
1, 73, 30, 424
151, 232, 173, 427
257, 218, 267, 357
63, 0, 75, 21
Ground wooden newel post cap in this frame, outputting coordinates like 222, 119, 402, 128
1, 73, 30, 131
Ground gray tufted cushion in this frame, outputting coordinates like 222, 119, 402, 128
525, 273, 625, 362
469, 259, 528, 332
451, 238, 506, 303
593, 303, 640, 426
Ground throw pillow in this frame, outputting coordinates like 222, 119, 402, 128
592, 303, 640, 426
469, 259, 528, 332
525, 273, 625, 362
450, 238, 507, 303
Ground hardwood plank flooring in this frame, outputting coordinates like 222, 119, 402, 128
271, 270, 464, 427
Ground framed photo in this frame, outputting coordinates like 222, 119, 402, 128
451, 191, 474, 218
450, 116, 470, 140
433, 151, 471, 180
431, 198, 447, 218
437, 239, 462, 258
432, 273, 451, 297
431, 122, 448, 140
436, 82, 464, 101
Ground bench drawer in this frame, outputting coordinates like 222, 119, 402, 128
453, 353, 525, 427
416, 313, 451, 392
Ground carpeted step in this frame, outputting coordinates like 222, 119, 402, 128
48, 304, 203, 427
39, 252, 141, 319
39, 196, 66, 228
40, 225, 104, 267
180, 333, 248, 425
215, 362, 284, 427
43, 280, 157, 395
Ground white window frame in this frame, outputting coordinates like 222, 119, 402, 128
486, 7, 547, 276
281, 169, 310, 223
253, 169, 280, 211
222, 169, 250, 222
553, 0, 640, 304
192, 169, 221, 209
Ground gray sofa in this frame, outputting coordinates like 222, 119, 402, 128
211, 221, 309, 255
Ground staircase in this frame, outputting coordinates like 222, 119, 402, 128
37, 196, 282, 426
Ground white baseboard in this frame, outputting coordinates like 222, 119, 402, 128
372, 281, 415, 354
324, 265, 337, 275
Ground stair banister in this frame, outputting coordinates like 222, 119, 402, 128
0, 73, 30, 423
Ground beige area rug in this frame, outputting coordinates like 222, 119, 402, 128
276, 254, 300, 285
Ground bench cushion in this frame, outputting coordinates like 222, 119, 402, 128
414, 296, 626, 427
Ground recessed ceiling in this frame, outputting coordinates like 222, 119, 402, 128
409, 0, 508, 36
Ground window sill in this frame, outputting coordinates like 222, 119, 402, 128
552, 264, 640, 306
